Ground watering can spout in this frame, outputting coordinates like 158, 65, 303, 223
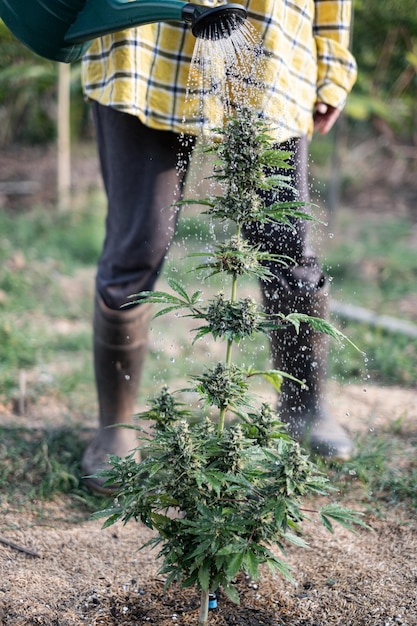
0, 0, 247, 63
182, 3, 246, 39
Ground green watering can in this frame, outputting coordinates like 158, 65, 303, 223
0, 0, 247, 63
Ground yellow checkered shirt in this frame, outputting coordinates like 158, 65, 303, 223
82, 0, 356, 142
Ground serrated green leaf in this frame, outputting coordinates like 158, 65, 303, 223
285, 313, 362, 352
187, 539, 213, 561
96, 510, 123, 527
248, 368, 303, 389
182, 572, 199, 588
216, 544, 239, 556
176, 198, 215, 208
164, 570, 180, 589
319, 513, 335, 533
166, 277, 189, 300
282, 532, 310, 549
260, 370, 283, 391
319, 504, 371, 533
151, 305, 186, 319
245, 549, 260, 579
223, 583, 241, 605
150, 513, 172, 531
226, 552, 244, 579
192, 326, 211, 343
198, 565, 210, 591
266, 556, 294, 582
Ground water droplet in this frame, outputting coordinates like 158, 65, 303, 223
125, 374, 131, 381
170, 357, 176, 363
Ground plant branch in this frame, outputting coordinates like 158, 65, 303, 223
0, 535, 40, 558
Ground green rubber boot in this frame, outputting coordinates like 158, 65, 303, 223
263, 261, 353, 460
82, 295, 152, 493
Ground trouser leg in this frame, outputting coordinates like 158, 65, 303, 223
93, 102, 195, 309
246, 137, 352, 459
82, 104, 195, 492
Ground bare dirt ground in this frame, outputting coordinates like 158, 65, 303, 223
1, 142, 417, 625
0, 382, 416, 625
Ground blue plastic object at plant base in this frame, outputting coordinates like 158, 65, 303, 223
208, 593, 218, 609
0, 0, 247, 63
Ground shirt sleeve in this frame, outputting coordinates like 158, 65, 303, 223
314, 0, 357, 109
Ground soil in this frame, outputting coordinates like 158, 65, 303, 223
1, 142, 417, 625
0, 380, 416, 626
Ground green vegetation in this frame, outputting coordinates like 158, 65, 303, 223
350, 0, 417, 137
0, 21, 85, 147
329, 424, 417, 515
95, 111, 368, 625
1, 0, 416, 562
0, 160, 415, 624
0, 425, 107, 518
0, 201, 103, 399
325, 212, 417, 387
3, 189, 413, 401
0, 12, 415, 615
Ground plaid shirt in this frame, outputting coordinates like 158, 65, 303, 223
82, 0, 356, 142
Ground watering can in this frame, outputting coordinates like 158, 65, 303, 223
0, 0, 247, 63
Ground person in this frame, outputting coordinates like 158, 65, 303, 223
81, 0, 357, 493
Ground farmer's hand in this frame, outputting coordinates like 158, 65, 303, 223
313, 102, 341, 135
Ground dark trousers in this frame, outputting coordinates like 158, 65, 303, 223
93, 102, 318, 310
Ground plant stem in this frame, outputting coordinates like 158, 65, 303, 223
198, 588, 209, 626
218, 265, 238, 435
219, 408, 226, 436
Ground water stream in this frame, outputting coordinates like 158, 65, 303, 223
186, 17, 267, 134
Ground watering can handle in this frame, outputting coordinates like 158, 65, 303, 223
0, 0, 247, 62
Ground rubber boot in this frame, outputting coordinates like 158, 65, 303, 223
81, 295, 152, 493
263, 260, 353, 460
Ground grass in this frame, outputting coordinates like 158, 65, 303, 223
325, 213, 417, 315
323, 211, 417, 387
326, 423, 417, 514
0, 424, 109, 522
0, 153, 416, 519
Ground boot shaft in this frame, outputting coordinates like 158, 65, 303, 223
262, 260, 330, 420
93, 296, 152, 428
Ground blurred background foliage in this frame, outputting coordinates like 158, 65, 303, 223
0, 3, 416, 407
0, 21, 86, 147
0, 0, 417, 147
348, 0, 417, 141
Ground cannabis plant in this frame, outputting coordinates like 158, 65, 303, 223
96, 109, 365, 626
